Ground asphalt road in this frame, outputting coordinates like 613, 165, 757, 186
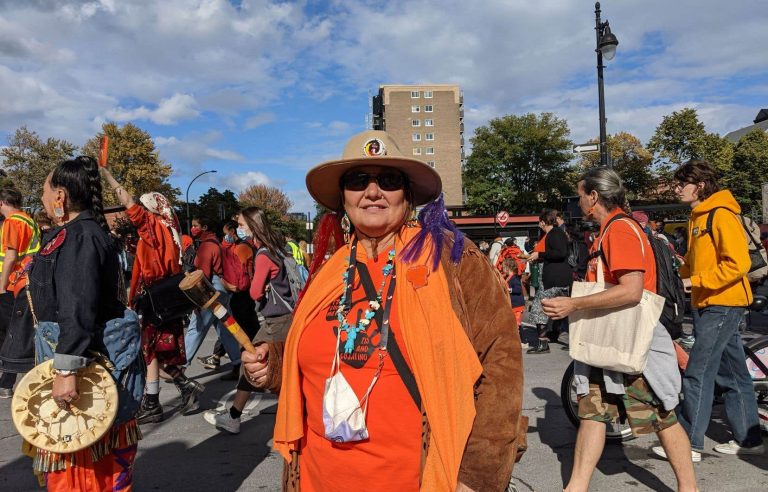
2, 324, 767, 491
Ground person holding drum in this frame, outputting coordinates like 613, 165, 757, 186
101, 167, 204, 423
25, 156, 141, 490
242, 130, 525, 491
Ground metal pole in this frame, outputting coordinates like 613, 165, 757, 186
185, 170, 217, 234
595, 2, 609, 168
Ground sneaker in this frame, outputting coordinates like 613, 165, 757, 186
651, 445, 701, 462
204, 409, 241, 434
678, 335, 695, 350
198, 354, 221, 370
0, 388, 13, 399
526, 340, 550, 354
137, 399, 164, 425
713, 440, 765, 456
178, 380, 205, 415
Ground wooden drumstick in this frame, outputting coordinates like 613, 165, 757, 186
211, 303, 258, 354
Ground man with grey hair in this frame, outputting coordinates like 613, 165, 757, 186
543, 167, 698, 492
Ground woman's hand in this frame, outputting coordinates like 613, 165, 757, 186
682, 277, 692, 293
542, 296, 577, 320
242, 343, 270, 387
52, 373, 79, 410
525, 252, 539, 262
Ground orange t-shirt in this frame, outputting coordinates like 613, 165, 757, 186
297, 249, 421, 492
533, 233, 547, 253
126, 204, 181, 302
587, 210, 657, 293
1, 212, 37, 294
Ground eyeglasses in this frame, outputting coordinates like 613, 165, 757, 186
674, 181, 697, 190
341, 171, 407, 192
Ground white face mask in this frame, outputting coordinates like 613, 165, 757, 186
322, 329, 381, 443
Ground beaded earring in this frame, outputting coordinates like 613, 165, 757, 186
53, 198, 65, 219
340, 213, 351, 243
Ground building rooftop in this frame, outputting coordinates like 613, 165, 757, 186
725, 109, 768, 143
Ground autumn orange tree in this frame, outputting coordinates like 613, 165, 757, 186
239, 183, 305, 239
239, 183, 292, 215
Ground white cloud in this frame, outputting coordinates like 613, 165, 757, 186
223, 171, 272, 192
154, 133, 244, 169
107, 93, 200, 125
244, 112, 276, 129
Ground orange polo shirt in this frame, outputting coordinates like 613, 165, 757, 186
297, 249, 421, 492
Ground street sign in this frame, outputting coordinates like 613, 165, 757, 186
496, 210, 510, 227
573, 143, 600, 154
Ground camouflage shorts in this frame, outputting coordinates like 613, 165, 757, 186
578, 369, 677, 436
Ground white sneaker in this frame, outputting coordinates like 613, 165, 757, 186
204, 409, 241, 434
713, 440, 765, 455
651, 445, 701, 462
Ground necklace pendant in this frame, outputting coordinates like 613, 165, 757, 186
344, 331, 357, 354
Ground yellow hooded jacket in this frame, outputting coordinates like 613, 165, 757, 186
679, 189, 753, 308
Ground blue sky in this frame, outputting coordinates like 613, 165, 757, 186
1, 0, 766, 213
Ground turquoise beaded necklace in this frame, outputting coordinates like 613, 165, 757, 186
336, 239, 396, 354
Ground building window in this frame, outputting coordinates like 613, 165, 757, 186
424, 119, 434, 127
411, 105, 420, 113
426, 147, 434, 155
425, 133, 434, 141
411, 90, 420, 98
412, 133, 421, 141
413, 148, 422, 155
424, 91, 433, 98
424, 105, 433, 112
412, 119, 420, 127
427, 161, 435, 168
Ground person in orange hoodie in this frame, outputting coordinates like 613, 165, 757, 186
101, 168, 204, 424
653, 160, 763, 461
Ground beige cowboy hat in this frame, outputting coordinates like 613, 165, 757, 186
12, 359, 118, 453
306, 130, 442, 211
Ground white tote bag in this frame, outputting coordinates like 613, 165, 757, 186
568, 219, 665, 374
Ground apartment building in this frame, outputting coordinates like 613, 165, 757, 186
372, 84, 464, 207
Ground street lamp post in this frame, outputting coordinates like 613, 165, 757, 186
185, 170, 217, 234
595, 2, 619, 168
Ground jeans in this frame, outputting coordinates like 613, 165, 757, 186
183, 276, 241, 366
677, 305, 762, 451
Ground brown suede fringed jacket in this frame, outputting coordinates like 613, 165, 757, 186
258, 239, 526, 491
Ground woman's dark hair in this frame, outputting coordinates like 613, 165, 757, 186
673, 160, 719, 201
579, 167, 628, 212
539, 209, 559, 226
51, 156, 109, 234
223, 220, 238, 233
192, 215, 218, 232
240, 207, 285, 259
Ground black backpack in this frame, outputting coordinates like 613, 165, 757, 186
646, 232, 685, 340
598, 214, 686, 340
181, 243, 197, 272
567, 240, 581, 271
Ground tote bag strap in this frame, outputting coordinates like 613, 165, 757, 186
595, 215, 646, 283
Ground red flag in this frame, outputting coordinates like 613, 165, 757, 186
98, 135, 109, 168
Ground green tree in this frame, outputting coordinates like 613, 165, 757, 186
82, 122, 179, 206
185, 187, 241, 234
577, 132, 656, 200
463, 113, 575, 214
647, 108, 733, 199
1, 126, 77, 209
728, 129, 768, 217
0, 170, 14, 189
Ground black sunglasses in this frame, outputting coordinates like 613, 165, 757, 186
340, 171, 407, 192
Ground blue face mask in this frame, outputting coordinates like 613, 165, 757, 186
223, 235, 235, 244
236, 228, 249, 240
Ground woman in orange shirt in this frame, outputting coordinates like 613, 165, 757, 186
241, 131, 525, 491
